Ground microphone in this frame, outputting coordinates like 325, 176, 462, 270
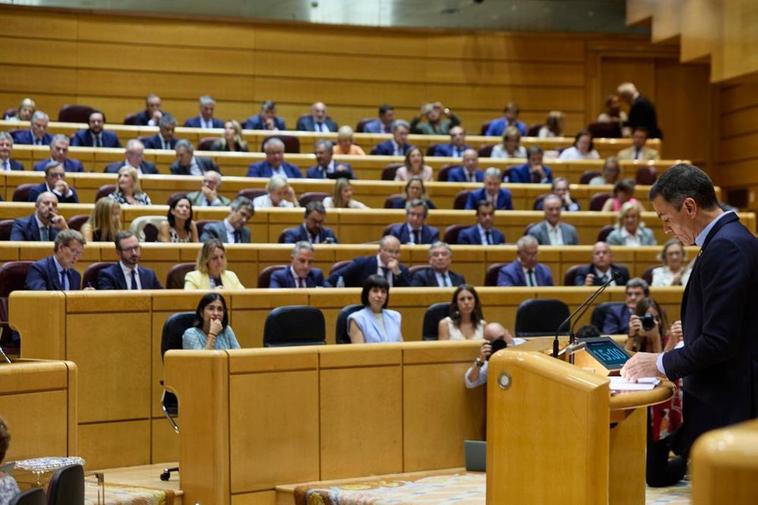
552, 271, 621, 358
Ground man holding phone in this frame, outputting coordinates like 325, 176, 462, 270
10, 191, 68, 241
464, 323, 526, 388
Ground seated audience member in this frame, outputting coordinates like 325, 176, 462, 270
11, 192, 67, 241
269, 241, 325, 288
600, 277, 649, 334
97, 231, 162, 290
183, 95, 224, 129
169, 140, 220, 176
81, 197, 121, 242
104, 139, 158, 174
491, 126, 527, 159
182, 293, 240, 350
387, 199, 439, 245
606, 201, 657, 246
438, 285, 485, 339
323, 178, 368, 209
412, 241, 465, 287
348, 275, 403, 343
543, 177, 580, 211
574, 241, 630, 286
28, 161, 80, 203
186, 170, 231, 207
296, 102, 338, 132
410, 101, 459, 135
558, 129, 600, 160
281, 201, 338, 244
497, 235, 554, 287
601, 179, 643, 212
242, 100, 286, 130
110, 166, 152, 205
0, 132, 23, 171
132, 93, 165, 126
370, 120, 413, 156
596, 94, 627, 124
527, 194, 579, 245
506, 146, 553, 184
333, 125, 366, 155
33, 134, 84, 173
447, 149, 484, 183
327, 235, 411, 287
386, 177, 437, 210
362, 104, 395, 134
4, 97, 35, 121
538, 111, 563, 138
0, 418, 20, 503
652, 239, 692, 287
617, 127, 660, 161
306, 140, 355, 179
394, 146, 433, 182
71, 110, 121, 147
159, 195, 199, 243
11, 110, 52, 146
431, 125, 469, 157
211, 120, 248, 152
142, 114, 179, 150
465, 322, 525, 388
184, 239, 245, 290
589, 156, 621, 186
464, 167, 513, 210
199, 196, 254, 243
247, 137, 302, 178
485, 102, 527, 137
458, 201, 506, 245
252, 175, 298, 208
24, 230, 85, 290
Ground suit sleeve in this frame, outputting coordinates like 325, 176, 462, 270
199, 224, 220, 243
410, 271, 428, 287
97, 269, 118, 290
269, 271, 284, 288
573, 268, 587, 286
70, 132, 85, 146
497, 267, 515, 286
148, 270, 163, 289
457, 230, 473, 245
10, 220, 27, 241
24, 263, 48, 290
394, 266, 412, 287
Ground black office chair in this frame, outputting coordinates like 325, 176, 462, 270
82, 261, 112, 289
514, 299, 570, 338
0, 219, 13, 241
591, 302, 624, 332
263, 305, 326, 347
46, 463, 84, 505
335, 304, 364, 344
9, 487, 46, 505
165, 263, 195, 289
422, 302, 451, 340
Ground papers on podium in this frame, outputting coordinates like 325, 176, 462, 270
609, 376, 660, 391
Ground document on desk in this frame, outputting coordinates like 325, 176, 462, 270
609, 376, 660, 391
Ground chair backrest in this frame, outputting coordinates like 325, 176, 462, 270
261, 135, 300, 153
381, 223, 396, 237
335, 303, 364, 344
381, 163, 402, 181
597, 224, 615, 242
563, 264, 584, 286
514, 298, 570, 337
9, 487, 46, 505
443, 224, 466, 244
484, 262, 507, 286
532, 193, 549, 210
422, 302, 451, 340
579, 170, 601, 184
591, 302, 623, 331
263, 305, 326, 347
640, 265, 655, 285
198, 137, 218, 151
589, 192, 612, 211
453, 190, 471, 210
383, 194, 406, 209
82, 261, 112, 289
123, 112, 140, 125
46, 463, 84, 505
635, 166, 658, 185
479, 121, 491, 136
477, 144, 495, 157
298, 192, 329, 207
523, 222, 538, 237
129, 215, 165, 241
0, 261, 34, 298
3, 108, 18, 119
96, 184, 117, 201
236, 188, 266, 201
258, 264, 286, 288
161, 311, 196, 357
165, 263, 195, 289
355, 118, 373, 133
526, 123, 542, 136
436, 164, 458, 182
329, 260, 352, 276
194, 219, 212, 239
58, 104, 95, 123
425, 144, 440, 156
0, 219, 14, 241
12, 183, 37, 202
66, 214, 90, 231
587, 121, 622, 138
167, 191, 189, 205
408, 265, 429, 278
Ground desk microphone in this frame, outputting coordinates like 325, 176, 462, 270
552, 272, 622, 358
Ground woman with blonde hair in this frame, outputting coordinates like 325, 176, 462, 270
212, 120, 248, 152
81, 197, 121, 242
109, 165, 152, 205
651, 239, 692, 287
491, 126, 527, 158
333, 125, 366, 155
322, 178, 368, 209
184, 239, 245, 290
606, 201, 656, 246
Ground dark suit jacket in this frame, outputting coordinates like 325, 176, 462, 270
10, 215, 61, 241
199, 220, 251, 244
269, 267, 325, 288
387, 224, 439, 245
326, 255, 411, 288
431, 143, 470, 157
296, 116, 338, 132
246, 161, 302, 178
600, 302, 631, 335
305, 163, 355, 180
242, 115, 287, 131
103, 160, 158, 174
628, 95, 662, 139
183, 116, 225, 129
370, 140, 413, 156
457, 225, 505, 245
96, 263, 163, 290
28, 183, 80, 204
411, 267, 465, 287
362, 118, 391, 134
572, 264, 630, 287
169, 156, 220, 176
2, 159, 24, 171
25, 256, 81, 290
70, 129, 122, 148
497, 260, 553, 286
662, 212, 758, 454
464, 188, 513, 210
280, 224, 338, 244
132, 110, 166, 126
447, 167, 484, 183
33, 158, 84, 173
142, 135, 178, 150
11, 130, 52, 146
505, 163, 554, 184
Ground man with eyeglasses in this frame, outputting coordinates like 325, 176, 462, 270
387, 199, 439, 245
327, 235, 411, 288
185, 171, 230, 207
25, 229, 86, 290
11, 191, 68, 242
96, 231, 162, 290
28, 161, 79, 204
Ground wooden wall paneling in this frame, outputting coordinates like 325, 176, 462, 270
78, 419, 151, 470
680, 0, 720, 63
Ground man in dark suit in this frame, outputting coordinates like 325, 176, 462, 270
573, 242, 630, 287
11, 110, 53, 146
370, 120, 413, 156
505, 146, 553, 184
96, 231, 162, 290
411, 242, 466, 287
28, 161, 80, 204
142, 114, 179, 150
623, 163, 758, 460
247, 137, 302, 178
326, 235, 411, 288
296, 102, 338, 133
431, 126, 470, 157
103, 139, 159, 174
280, 201, 338, 244
11, 192, 68, 241
387, 199, 439, 245
71, 110, 122, 148
32, 135, 84, 173
362, 104, 395, 134
0, 132, 24, 171
169, 140, 221, 176
464, 167, 513, 210
447, 149, 484, 183
130, 93, 165, 126
599, 277, 648, 334
305, 140, 354, 179
618, 82, 662, 139
269, 241, 325, 288
199, 197, 254, 244
484, 102, 527, 137
458, 201, 506, 245
242, 100, 287, 130
183, 95, 225, 129
526, 194, 578, 246
497, 235, 554, 286
24, 229, 85, 290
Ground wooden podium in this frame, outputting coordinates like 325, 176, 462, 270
485, 347, 674, 505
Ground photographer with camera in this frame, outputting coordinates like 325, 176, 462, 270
410, 101, 460, 135
464, 322, 525, 388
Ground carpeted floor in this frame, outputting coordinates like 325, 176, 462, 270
646, 479, 691, 505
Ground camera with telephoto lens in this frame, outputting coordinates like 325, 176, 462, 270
641, 313, 656, 331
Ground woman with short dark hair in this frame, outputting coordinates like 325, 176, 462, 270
182, 293, 240, 350
347, 275, 403, 343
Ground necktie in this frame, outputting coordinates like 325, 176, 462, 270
443, 274, 451, 287
299, 277, 306, 288
528, 269, 536, 287
413, 229, 421, 245
311, 233, 319, 244
233, 230, 242, 243
40, 226, 49, 241
485, 230, 492, 245
60, 269, 67, 290
94, 134, 102, 148
130, 269, 138, 290
381, 266, 389, 279
2, 160, 8, 171
634, 148, 640, 160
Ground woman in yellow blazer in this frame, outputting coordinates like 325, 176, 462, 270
184, 239, 245, 290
